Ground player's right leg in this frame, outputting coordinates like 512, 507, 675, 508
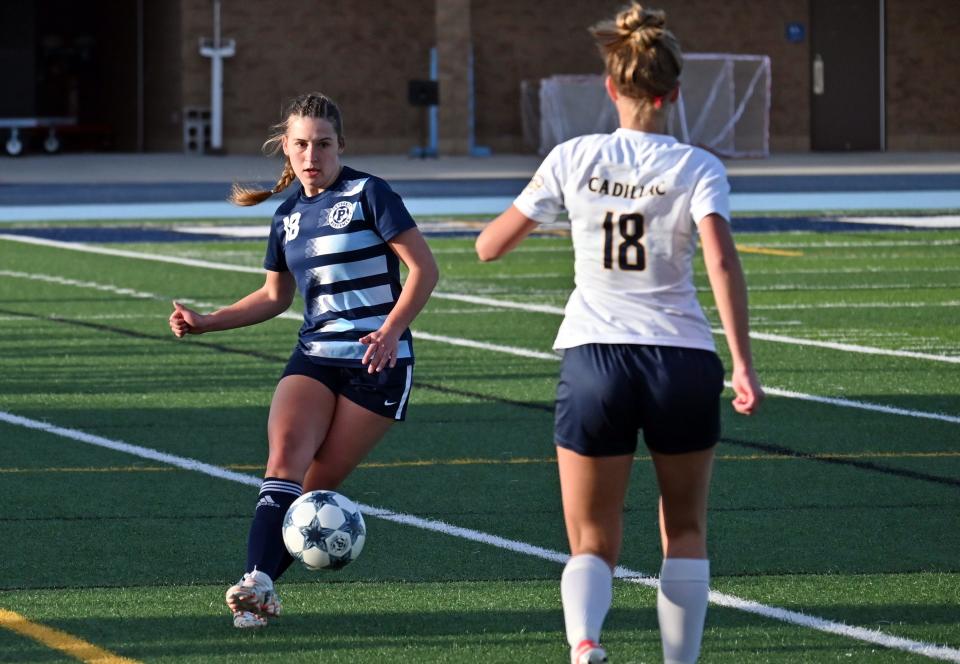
228, 371, 338, 628
557, 447, 631, 664
554, 344, 641, 663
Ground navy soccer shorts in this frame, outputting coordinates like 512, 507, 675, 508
281, 347, 413, 421
554, 343, 724, 456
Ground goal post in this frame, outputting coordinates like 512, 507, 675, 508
533, 53, 771, 158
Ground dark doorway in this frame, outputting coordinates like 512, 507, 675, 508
0, 1, 159, 153
810, 0, 885, 151
36, 0, 138, 151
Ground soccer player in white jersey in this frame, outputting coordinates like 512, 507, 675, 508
168, 92, 438, 629
477, 5, 763, 663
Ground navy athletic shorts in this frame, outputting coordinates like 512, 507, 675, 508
554, 343, 724, 456
281, 347, 413, 421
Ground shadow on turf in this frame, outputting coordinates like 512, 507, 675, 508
14, 602, 955, 660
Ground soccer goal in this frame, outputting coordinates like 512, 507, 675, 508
532, 53, 771, 158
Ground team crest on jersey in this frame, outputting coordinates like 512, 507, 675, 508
282, 212, 301, 242
327, 201, 356, 229
523, 174, 544, 195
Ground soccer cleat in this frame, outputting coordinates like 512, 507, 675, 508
572, 639, 609, 664
225, 569, 282, 628
232, 610, 268, 629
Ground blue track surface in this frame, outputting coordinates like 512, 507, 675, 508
3, 173, 960, 206
1, 170, 957, 238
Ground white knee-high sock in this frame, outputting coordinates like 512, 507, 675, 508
657, 557, 710, 664
561, 554, 613, 647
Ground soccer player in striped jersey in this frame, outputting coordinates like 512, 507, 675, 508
168, 92, 438, 629
476, 5, 763, 663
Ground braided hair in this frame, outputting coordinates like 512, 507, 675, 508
230, 92, 345, 206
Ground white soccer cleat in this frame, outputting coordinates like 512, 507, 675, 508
232, 610, 268, 629
572, 639, 609, 664
225, 569, 282, 628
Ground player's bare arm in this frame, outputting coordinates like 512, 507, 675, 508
476, 205, 539, 261
698, 213, 764, 414
169, 269, 296, 337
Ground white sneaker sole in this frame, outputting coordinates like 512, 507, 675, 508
232, 610, 268, 629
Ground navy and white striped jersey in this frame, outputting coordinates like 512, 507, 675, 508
263, 165, 417, 367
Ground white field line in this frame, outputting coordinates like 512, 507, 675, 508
745, 331, 960, 364
414, 331, 560, 361
431, 292, 960, 365
2, 270, 959, 427
5, 260, 955, 368
745, 266, 960, 275
0, 313, 158, 322
1, 410, 958, 662
0, 234, 264, 274
433, 292, 565, 315
757, 386, 960, 424
741, 239, 960, 249
2, 240, 959, 421
742, 301, 960, 311
0, 234, 960, 344
725, 283, 957, 292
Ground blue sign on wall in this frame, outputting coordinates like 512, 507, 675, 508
786, 22, 805, 43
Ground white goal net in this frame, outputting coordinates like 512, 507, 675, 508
528, 53, 771, 158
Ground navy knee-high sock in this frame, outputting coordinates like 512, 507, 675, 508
245, 477, 302, 581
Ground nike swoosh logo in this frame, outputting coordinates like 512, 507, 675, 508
384, 400, 398, 406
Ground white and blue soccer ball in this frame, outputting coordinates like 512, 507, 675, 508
282, 490, 366, 570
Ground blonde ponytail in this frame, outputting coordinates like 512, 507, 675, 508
228, 92, 345, 207
229, 159, 297, 206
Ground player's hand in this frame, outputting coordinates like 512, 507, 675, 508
359, 328, 400, 373
169, 301, 205, 338
731, 365, 764, 415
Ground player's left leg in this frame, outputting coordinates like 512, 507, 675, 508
557, 447, 632, 664
228, 374, 338, 628
302, 395, 395, 491
651, 447, 715, 664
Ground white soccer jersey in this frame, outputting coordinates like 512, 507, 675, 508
513, 128, 730, 352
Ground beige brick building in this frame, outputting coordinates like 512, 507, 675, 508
3, 0, 958, 155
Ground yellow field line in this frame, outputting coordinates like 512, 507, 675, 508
718, 451, 960, 461
1, 450, 957, 475
0, 608, 141, 664
736, 244, 804, 257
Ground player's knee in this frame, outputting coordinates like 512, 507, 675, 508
265, 438, 315, 476
304, 466, 347, 492
661, 524, 707, 558
568, 526, 620, 565
662, 517, 705, 539
268, 420, 316, 450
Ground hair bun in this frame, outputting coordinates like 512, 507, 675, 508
617, 4, 667, 49
590, 2, 682, 100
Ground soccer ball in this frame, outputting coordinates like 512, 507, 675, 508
282, 490, 366, 570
